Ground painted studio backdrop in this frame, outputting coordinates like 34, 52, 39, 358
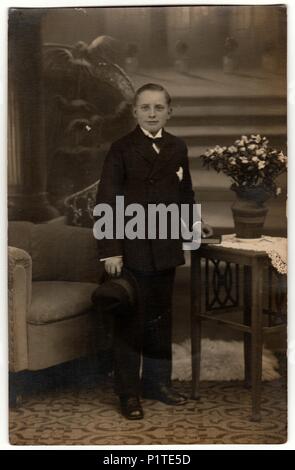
8, 5, 287, 445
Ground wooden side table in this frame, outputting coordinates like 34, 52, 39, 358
190, 244, 286, 422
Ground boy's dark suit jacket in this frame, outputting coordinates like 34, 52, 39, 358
96, 125, 196, 272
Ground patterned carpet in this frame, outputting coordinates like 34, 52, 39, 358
9, 377, 287, 445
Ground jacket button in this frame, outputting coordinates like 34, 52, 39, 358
149, 178, 154, 184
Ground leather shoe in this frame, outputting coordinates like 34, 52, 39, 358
142, 384, 187, 405
120, 396, 144, 420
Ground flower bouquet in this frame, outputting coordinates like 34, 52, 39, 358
201, 135, 287, 238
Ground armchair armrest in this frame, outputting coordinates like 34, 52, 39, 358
8, 247, 32, 372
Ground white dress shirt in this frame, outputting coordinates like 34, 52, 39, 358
140, 126, 162, 154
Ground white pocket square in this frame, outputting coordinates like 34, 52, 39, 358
176, 166, 183, 181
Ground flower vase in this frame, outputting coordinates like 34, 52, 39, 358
231, 187, 269, 239
223, 55, 238, 74
174, 57, 189, 74
124, 56, 139, 74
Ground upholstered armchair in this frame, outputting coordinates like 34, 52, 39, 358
8, 221, 107, 402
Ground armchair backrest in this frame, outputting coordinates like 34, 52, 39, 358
8, 221, 104, 283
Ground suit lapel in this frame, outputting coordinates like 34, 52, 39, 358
131, 126, 176, 176
149, 129, 175, 177
131, 126, 157, 166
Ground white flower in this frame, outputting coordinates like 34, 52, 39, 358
241, 135, 249, 143
176, 166, 183, 181
204, 149, 213, 157
276, 187, 282, 195
258, 161, 266, 169
277, 151, 287, 163
256, 148, 266, 157
240, 147, 246, 151
215, 145, 223, 155
228, 146, 238, 153
251, 134, 261, 143
248, 144, 257, 151
252, 156, 259, 162
229, 157, 236, 165
240, 157, 248, 164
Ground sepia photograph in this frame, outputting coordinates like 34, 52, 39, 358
7, 3, 287, 446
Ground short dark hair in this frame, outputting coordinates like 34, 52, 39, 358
133, 83, 171, 106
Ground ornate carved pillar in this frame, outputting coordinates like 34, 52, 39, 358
8, 9, 58, 221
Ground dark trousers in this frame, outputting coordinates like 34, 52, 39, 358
113, 268, 176, 397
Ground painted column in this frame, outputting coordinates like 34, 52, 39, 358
8, 8, 58, 221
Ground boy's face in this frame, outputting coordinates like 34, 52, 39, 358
133, 90, 172, 135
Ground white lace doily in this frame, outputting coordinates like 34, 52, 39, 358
214, 234, 287, 274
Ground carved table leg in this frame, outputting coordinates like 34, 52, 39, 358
250, 259, 264, 422
243, 265, 252, 389
191, 252, 202, 400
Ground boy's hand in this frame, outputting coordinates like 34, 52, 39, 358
201, 222, 214, 238
104, 256, 123, 277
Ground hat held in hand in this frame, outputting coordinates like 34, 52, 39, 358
91, 268, 138, 316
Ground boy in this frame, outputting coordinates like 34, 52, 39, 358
96, 83, 212, 419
